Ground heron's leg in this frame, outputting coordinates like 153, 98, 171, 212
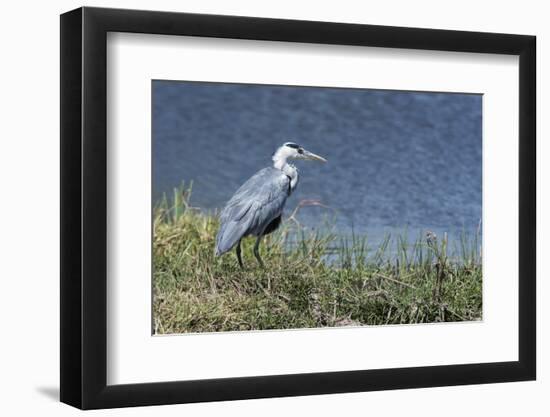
235, 239, 244, 269
253, 235, 265, 268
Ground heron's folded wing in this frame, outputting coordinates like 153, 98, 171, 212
216, 168, 290, 255
215, 206, 254, 255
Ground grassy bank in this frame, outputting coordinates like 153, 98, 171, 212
153, 184, 482, 334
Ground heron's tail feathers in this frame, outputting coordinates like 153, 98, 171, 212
214, 232, 234, 256
216, 201, 256, 256
215, 226, 240, 256
215, 218, 251, 256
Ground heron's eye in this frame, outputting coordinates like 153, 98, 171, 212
298, 148, 304, 154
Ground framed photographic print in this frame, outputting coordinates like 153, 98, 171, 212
60, 6, 536, 409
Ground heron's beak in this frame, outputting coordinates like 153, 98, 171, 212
303, 149, 327, 163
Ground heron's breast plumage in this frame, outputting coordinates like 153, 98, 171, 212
283, 163, 299, 194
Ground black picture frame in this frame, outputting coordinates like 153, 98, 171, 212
60, 6, 536, 410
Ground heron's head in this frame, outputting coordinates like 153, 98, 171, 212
272, 142, 327, 168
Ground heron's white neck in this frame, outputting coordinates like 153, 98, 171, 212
272, 146, 291, 170
272, 148, 299, 192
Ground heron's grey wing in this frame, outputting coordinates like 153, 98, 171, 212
215, 204, 254, 256
215, 168, 290, 255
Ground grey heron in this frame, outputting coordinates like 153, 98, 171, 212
215, 142, 327, 268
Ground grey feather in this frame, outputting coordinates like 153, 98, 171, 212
215, 167, 291, 256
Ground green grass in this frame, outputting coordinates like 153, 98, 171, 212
153, 183, 482, 334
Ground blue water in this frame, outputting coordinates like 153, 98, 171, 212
153, 81, 482, 247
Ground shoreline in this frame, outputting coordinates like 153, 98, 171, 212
153, 185, 482, 334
